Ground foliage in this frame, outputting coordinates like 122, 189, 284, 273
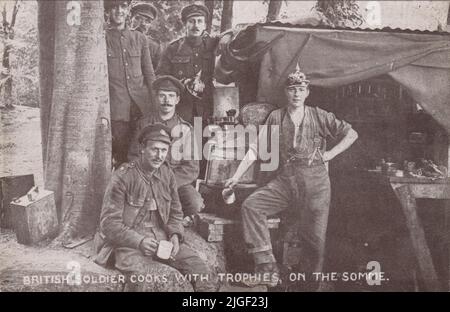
313, 0, 364, 27
1, 0, 38, 108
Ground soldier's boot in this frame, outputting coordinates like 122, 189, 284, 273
242, 262, 281, 288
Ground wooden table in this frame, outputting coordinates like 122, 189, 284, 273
365, 172, 450, 291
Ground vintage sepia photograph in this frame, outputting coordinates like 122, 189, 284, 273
1, 0, 450, 296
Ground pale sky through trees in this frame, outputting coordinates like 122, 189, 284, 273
233, 1, 450, 31
1, 1, 449, 31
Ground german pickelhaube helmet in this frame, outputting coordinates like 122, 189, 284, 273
285, 62, 310, 87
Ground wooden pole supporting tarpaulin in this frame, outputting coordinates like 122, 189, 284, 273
38, 0, 111, 244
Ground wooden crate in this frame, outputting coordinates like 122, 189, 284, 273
10, 189, 59, 245
197, 212, 280, 242
0, 175, 35, 229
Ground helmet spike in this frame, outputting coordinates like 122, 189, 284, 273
285, 60, 310, 88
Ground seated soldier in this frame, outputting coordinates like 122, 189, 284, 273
129, 75, 203, 227
225, 64, 358, 289
97, 123, 216, 292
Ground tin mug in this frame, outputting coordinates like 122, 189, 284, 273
156, 240, 174, 260
222, 187, 236, 205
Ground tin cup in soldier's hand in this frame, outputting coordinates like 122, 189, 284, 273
156, 240, 174, 260
222, 187, 236, 205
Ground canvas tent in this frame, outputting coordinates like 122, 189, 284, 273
222, 22, 450, 134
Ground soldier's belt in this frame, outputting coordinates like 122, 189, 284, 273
284, 157, 323, 168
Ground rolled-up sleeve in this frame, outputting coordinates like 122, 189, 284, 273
316, 107, 352, 140
100, 174, 145, 250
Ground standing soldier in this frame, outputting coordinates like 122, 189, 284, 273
105, 0, 156, 168
129, 76, 203, 227
130, 2, 162, 70
156, 4, 219, 124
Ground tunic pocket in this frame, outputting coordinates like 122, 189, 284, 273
157, 190, 172, 224
107, 49, 121, 79
171, 55, 190, 79
160, 191, 172, 210
129, 51, 143, 78
123, 196, 145, 226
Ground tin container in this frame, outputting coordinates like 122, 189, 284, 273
213, 85, 239, 119
10, 189, 58, 245
204, 131, 258, 186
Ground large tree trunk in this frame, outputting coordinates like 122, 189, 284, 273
220, 0, 233, 32
1, 0, 20, 108
38, 0, 111, 244
266, 0, 282, 22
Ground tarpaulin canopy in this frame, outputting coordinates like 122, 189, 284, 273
252, 24, 450, 133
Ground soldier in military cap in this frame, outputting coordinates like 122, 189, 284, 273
104, 0, 156, 169
224, 64, 359, 289
130, 2, 162, 70
156, 3, 225, 124
97, 123, 216, 292
129, 75, 203, 227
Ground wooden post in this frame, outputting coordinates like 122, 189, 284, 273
393, 184, 440, 291
266, 0, 282, 22
220, 0, 233, 32
205, 0, 214, 33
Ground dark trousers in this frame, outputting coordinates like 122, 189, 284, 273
111, 102, 142, 168
241, 164, 331, 275
178, 184, 204, 217
114, 245, 216, 292
111, 120, 138, 169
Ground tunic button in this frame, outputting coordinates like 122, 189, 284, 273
178, 70, 183, 75
123, 49, 126, 52
127, 76, 130, 79
145, 198, 150, 202
195, 53, 198, 57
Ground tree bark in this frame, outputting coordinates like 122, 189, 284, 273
266, 0, 282, 22
1, 0, 20, 108
38, 0, 111, 243
38, 0, 56, 161
220, 0, 233, 32
204, 0, 214, 33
